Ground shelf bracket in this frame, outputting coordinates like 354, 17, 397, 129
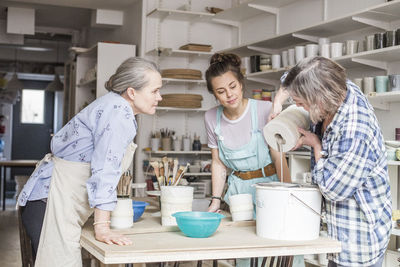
352, 16, 391, 30
367, 98, 389, 111
292, 33, 319, 43
248, 4, 278, 15
351, 58, 388, 70
246, 77, 280, 87
211, 18, 240, 27
247, 46, 279, 55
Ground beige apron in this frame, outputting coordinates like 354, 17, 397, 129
34, 142, 137, 267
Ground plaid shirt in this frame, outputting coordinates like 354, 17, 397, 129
310, 81, 392, 266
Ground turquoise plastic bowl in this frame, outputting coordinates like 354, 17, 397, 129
132, 201, 149, 222
172, 211, 225, 238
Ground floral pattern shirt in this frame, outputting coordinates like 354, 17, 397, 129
18, 92, 137, 211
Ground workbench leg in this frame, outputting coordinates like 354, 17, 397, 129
196, 261, 202, 267
1, 166, 5, 211
213, 260, 218, 267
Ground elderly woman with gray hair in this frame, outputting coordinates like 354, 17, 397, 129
272, 57, 391, 267
18, 57, 162, 266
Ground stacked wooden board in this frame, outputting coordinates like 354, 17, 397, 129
179, 43, 212, 52
158, 94, 203, 108
162, 69, 202, 80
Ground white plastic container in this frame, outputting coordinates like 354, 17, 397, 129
229, 194, 253, 221
160, 186, 194, 226
263, 104, 310, 152
111, 198, 133, 229
255, 182, 322, 240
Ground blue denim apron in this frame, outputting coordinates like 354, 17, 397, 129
215, 99, 304, 267
215, 99, 278, 207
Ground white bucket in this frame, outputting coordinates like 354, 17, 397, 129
160, 186, 194, 226
229, 194, 253, 221
255, 182, 321, 240
111, 198, 133, 229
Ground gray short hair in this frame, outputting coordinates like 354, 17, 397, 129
105, 57, 160, 94
282, 57, 347, 123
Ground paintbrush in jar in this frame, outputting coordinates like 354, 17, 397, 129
150, 161, 160, 177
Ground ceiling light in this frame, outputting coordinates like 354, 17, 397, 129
19, 46, 53, 52
45, 74, 63, 92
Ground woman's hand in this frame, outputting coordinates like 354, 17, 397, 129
268, 102, 283, 122
293, 127, 321, 151
94, 224, 132, 245
208, 199, 221, 213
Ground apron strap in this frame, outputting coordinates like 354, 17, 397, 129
214, 105, 224, 140
249, 99, 259, 133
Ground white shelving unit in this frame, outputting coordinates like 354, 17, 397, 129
65, 42, 136, 119
367, 91, 400, 111
146, 48, 213, 57
147, 8, 214, 21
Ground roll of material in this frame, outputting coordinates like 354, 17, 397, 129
263, 105, 310, 152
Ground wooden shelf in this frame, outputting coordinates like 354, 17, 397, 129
145, 150, 211, 155
245, 67, 289, 86
156, 107, 208, 113
146, 48, 213, 57
388, 160, 400, 166
367, 91, 400, 110
147, 8, 214, 21
214, 0, 298, 23
162, 78, 206, 85
218, 1, 400, 56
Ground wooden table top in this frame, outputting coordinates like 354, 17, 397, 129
80, 198, 341, 264
0, 159, 38, 167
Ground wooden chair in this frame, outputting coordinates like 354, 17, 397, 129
17, 207, 35, 267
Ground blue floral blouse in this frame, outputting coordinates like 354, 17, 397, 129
17, 92, 137, 211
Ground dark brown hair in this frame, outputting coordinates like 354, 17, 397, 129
205, 53, 244, 94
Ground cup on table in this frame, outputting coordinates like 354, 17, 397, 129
374, 32, 386, 49
389, 74, 400, 92
320, 43, 330, 58
363, 77, 375, 95
271, 54, 281, 69
281, 51, 289, 67
306, 44, 319, 58
288, 48, 295, 66
295, 46, 305, 63
365, 35, 375, 51
353, 78, 363, 93
345, 40, 359, 55
330, 42, 343, 58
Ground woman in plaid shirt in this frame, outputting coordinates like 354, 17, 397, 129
273, 57, 391, 267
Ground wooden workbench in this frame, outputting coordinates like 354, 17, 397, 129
80, 198, 341, 265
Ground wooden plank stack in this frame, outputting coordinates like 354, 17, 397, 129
161, 68, 202, 80
179, 43, 213, 52
158, 94, 203, 108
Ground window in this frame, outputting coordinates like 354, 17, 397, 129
21, 89, 45, 124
